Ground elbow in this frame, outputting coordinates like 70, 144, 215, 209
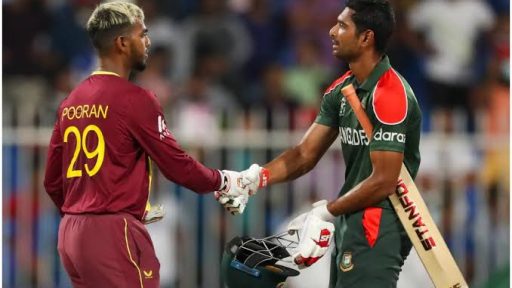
43, 176, 50, 191
382, 181, 396, 197
43, 180, 49, 192
384, 183, 397, 197
295, 147, 320, 174
43, 178, 59, 195
297, 160, 316, 176
372, 175, 398, 198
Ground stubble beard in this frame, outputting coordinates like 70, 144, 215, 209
133, 60, 147, 72
336, 48, 359, 63
132, 53, 147, 72
130, 47, 148, 72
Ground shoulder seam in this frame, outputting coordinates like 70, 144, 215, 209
323, 71, 352, 96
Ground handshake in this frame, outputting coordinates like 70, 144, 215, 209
214, 164, 268, 215
215, 165, 336, 268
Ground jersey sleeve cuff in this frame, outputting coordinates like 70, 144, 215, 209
369, 145, 405, 153
314, 118, 338, 128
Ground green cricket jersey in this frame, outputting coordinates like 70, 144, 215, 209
316, 56, 421, 209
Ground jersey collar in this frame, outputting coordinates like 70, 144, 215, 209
357, 55, 391, 92
91, 70, 121, 77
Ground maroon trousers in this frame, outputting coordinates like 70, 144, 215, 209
58, 213, 160, 288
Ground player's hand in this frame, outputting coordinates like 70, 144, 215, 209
240, 164, 269, 195
143, 204, 166, 225
218, 170, 250, 197
287, 200, 336, 233
292, 214, 335, 268
214, 192, 248, 215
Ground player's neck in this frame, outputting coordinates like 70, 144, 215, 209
97, 57, 131, 80
348, 52, 382, 85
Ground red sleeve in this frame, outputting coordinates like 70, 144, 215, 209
125, 88, 221, 193
43, 113, 64, 211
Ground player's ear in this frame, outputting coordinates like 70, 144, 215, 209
114, 35, 129, 53
360, 30, 374, 48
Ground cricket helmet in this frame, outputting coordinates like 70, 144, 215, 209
221, 232, 300, 288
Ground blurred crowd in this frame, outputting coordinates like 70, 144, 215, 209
3, 0, 509, 131
3, 0, 510, 287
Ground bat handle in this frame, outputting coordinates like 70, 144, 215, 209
341, 84, 374, 139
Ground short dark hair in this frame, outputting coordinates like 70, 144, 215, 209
87, 23, 132, 53
346, 0, 395, 54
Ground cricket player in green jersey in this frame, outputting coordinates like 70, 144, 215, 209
217, 0, 422, 287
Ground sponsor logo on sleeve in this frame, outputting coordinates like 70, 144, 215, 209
339, 127, 405, 146
373, 128, 406, 143
158, 115, 171, 140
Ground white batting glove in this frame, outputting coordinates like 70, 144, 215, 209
287, 200, 336, 233
217, 170, 250, 197
214, 191, 248, 215
293, 214, 335, 268
143, 204, 166, 225
240, 164, 269, 195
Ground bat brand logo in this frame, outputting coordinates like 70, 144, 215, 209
396, 179, 437, 251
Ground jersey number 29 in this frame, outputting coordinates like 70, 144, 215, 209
64, 125, 105, 178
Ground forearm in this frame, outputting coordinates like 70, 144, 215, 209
160, 158, 221, 193
44, 170, 64, 211
264, 146, 317, 185
44, 139, 64, 210
255, 123, 338, 188
326, 150, 403, 216
326, 175, 396, 216
139, 132, 221, 193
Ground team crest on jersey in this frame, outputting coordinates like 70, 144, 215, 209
158, 115, 171, 140
340, 251, 354, 272
339, 98, 347, 116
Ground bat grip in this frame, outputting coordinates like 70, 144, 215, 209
341, 85, 374, 138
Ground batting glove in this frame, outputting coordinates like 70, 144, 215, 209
293, 214, 335, 268
217, 170, 250, 197
214, 191, 248, 215
143, 204, 166, 225
287, 200, 336, 233
240, 164, 269, 195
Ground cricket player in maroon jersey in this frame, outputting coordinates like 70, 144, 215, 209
43, 2, 246, 287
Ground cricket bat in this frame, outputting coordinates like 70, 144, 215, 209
341, 84, 468, 288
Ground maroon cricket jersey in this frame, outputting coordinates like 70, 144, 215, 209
44, 71, 221, 220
